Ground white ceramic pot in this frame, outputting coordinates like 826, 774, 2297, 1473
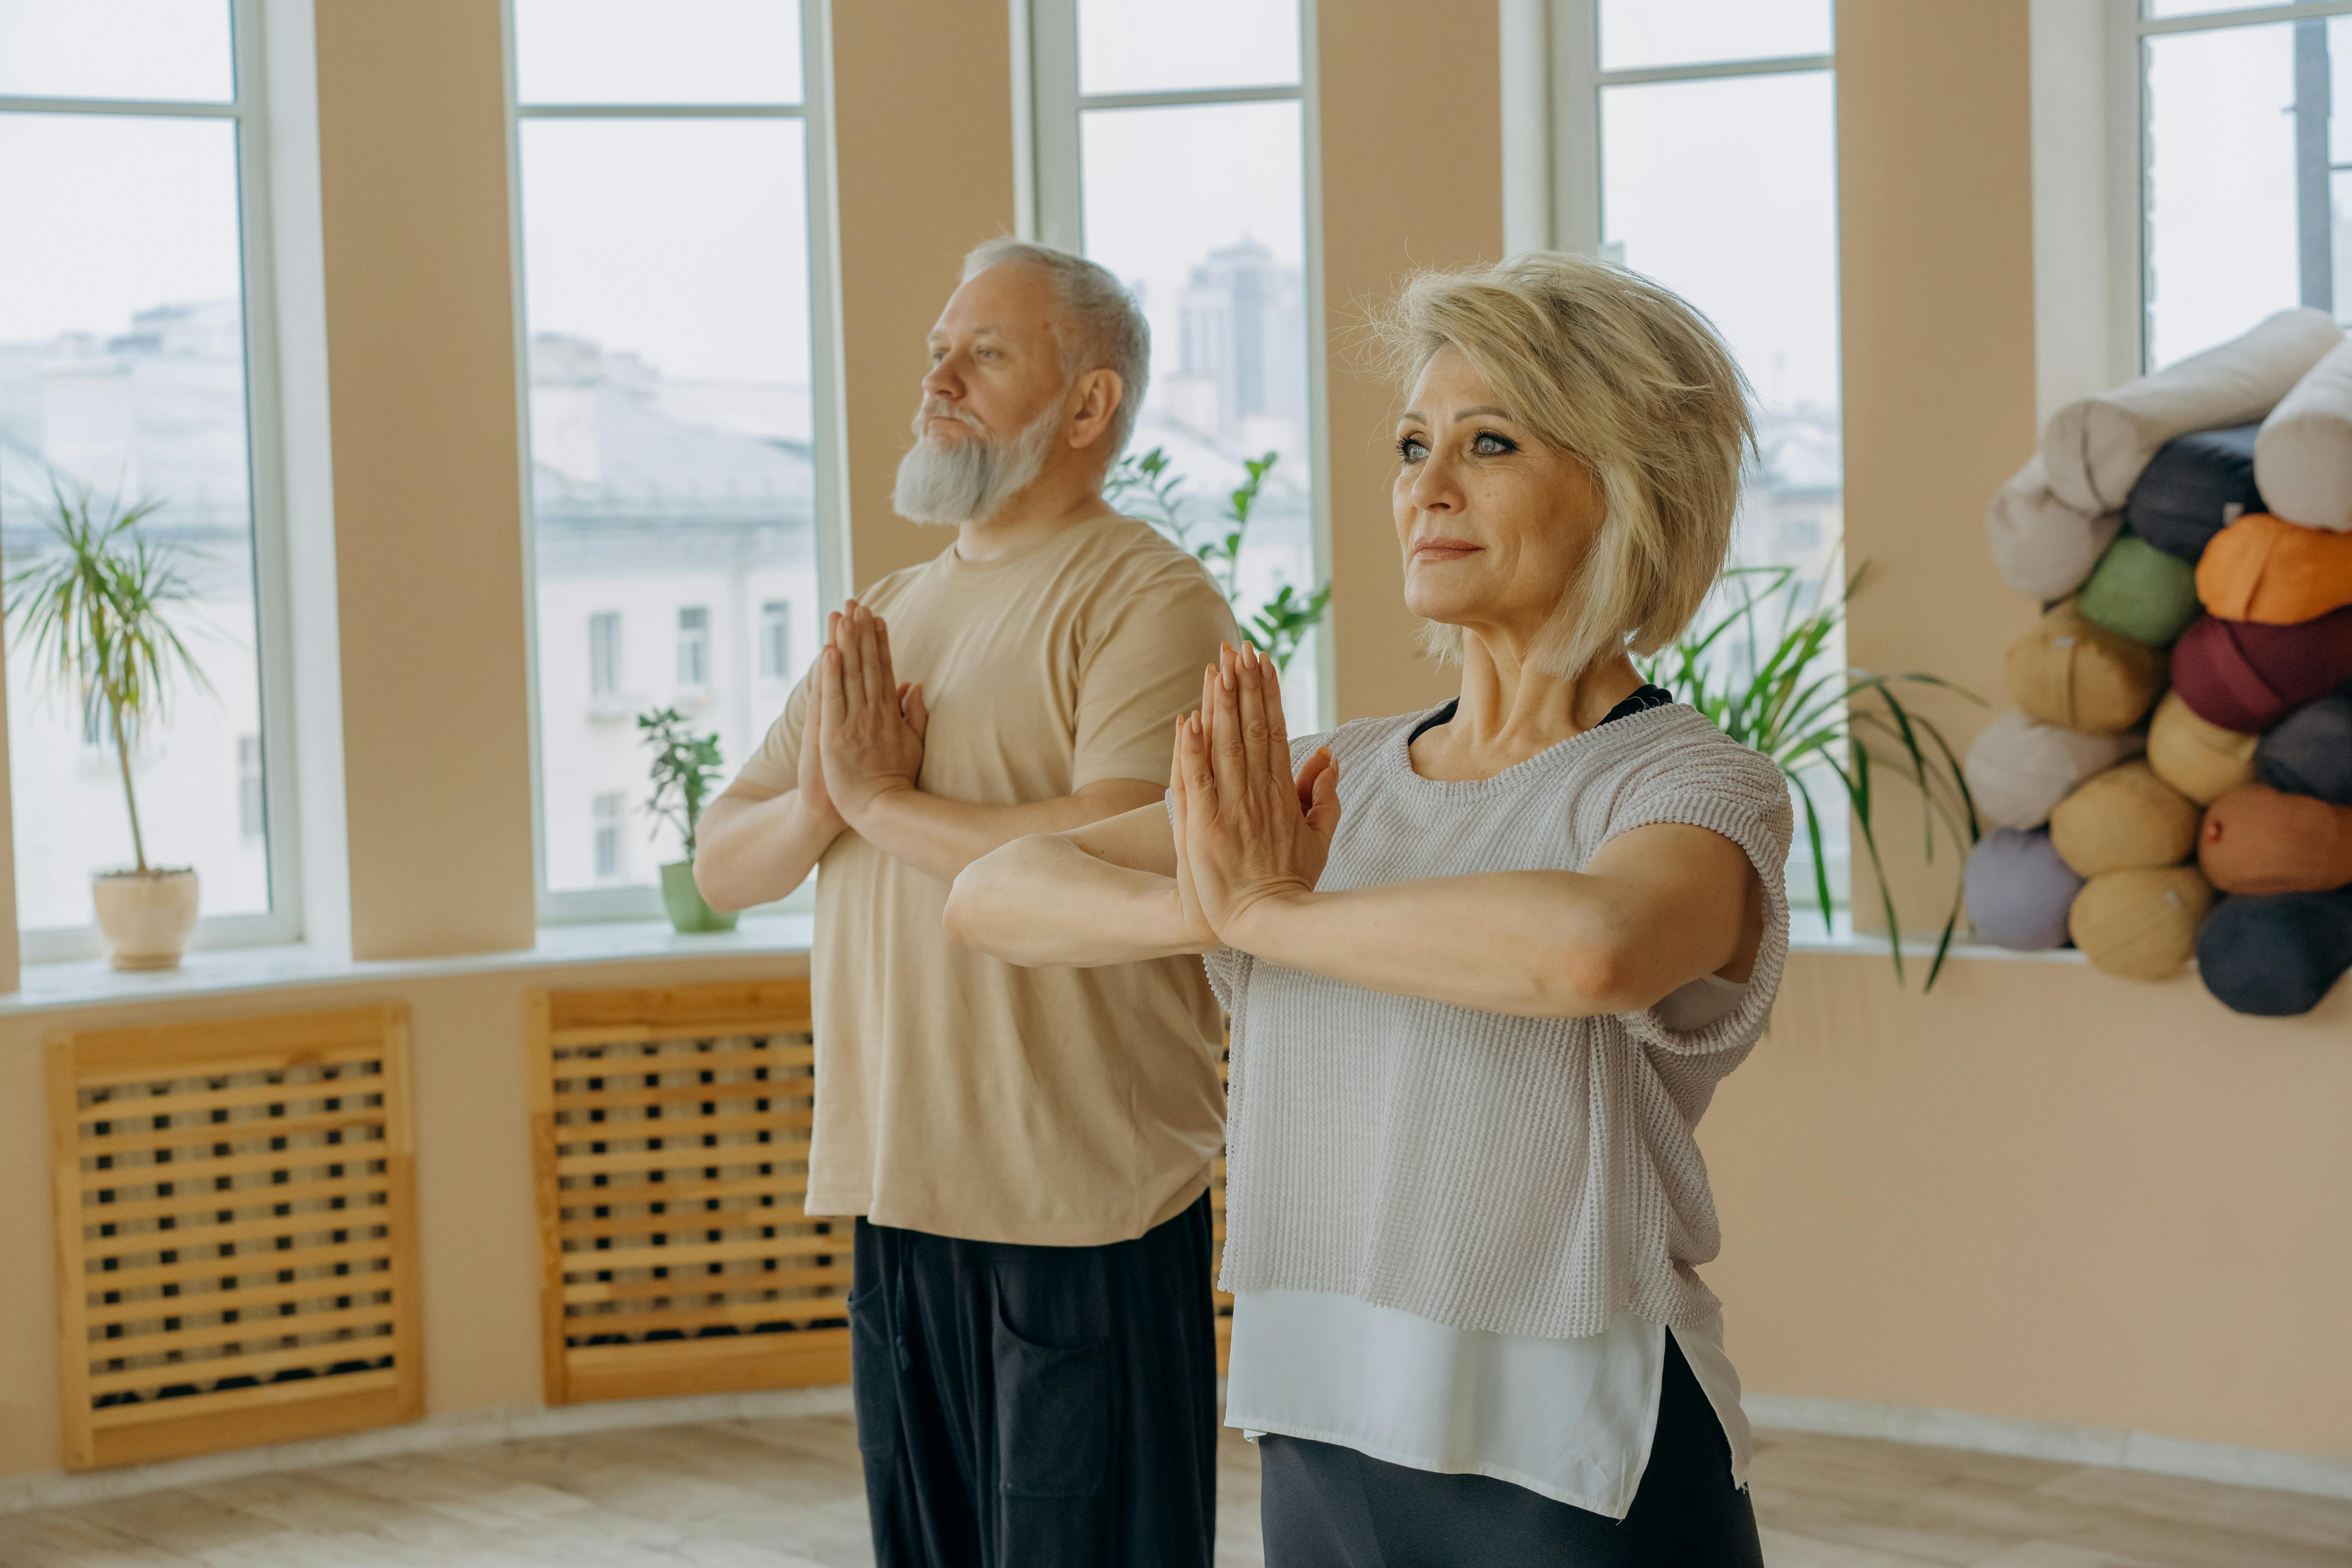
91, 868, 200, 971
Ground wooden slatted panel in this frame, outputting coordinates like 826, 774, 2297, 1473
528, 980, 850, 1405
46, 1005, 422, 1472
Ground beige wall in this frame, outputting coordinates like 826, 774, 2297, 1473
1708, 952, 2352, 1459
1316, 0, 1499, 722
314, 0, 538, 960
1701, 0, 2352, 1465
1835, 0, 2043, 931
829, 0, 1018, 590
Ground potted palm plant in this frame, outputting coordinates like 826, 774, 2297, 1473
639, 705, 737, 933
4, 479, 210, 969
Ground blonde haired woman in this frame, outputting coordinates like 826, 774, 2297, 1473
947, 253, 1785, 1564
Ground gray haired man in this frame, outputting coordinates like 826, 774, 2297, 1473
697, 240, 1236, 1565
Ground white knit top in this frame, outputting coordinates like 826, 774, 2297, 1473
1208, 702, 1794, 1339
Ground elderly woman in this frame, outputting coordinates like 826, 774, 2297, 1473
944, 252, 1786, 1566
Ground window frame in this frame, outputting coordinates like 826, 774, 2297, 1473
4, 0, 307, 963
1530, 0, 1837, 255
1016, 0, 1339, 730
2110, 0, 2352, 376
503, 0, 847, 926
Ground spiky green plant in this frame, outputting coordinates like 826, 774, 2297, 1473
638, 706, 725, 858
1637, 561, 1983, 988
4, 478, 209, 875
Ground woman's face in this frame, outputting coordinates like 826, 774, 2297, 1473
1392, 345, 1605, 648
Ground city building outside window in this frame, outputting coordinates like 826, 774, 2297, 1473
590, 790, 625, 882
2124, 1, 2352, 370
676, 604, 711, 690
1025, 0, 1332, 731
759, 598, 793, 680
587, 609, 623, 699
509, 0, 844, 920
1537, 0, 1845, 911
1, 0, 301, 958
237, 735, 264, 840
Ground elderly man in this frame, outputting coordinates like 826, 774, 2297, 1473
697, 238, 1236, 1567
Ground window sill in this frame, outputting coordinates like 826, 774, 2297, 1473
1786, 911, 2085, 965
5, 909, 2083, 1019
2, 912, 815, 1018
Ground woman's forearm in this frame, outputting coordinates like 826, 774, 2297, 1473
947, 834, 1215, 967
1221, 873, 1656, 1018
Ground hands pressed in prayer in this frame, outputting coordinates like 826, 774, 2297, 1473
818, 600, 929, 823
1169, 641, 1341, 951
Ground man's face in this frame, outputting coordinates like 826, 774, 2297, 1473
916, 263, 1069, 447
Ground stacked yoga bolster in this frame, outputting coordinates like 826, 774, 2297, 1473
2040, 308, 2339, 513
1971, 307, 2352, 1007
2255, 336, 2352, 532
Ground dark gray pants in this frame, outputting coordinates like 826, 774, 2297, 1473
848, 1193, 1219, 1568
1258, 1329, 1765, 1567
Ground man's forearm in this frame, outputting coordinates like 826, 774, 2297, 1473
946, 835, 1211, 966
695, 791, 843, 911
845, 783, 1154, 885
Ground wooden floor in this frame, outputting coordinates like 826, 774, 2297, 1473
0, 1414, 2345, 1567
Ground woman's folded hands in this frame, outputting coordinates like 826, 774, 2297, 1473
1170, 642, 1341, 954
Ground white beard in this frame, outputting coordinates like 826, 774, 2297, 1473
892, 399, 1064, 526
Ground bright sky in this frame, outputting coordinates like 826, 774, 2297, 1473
517, 118, 812, 386
513, 0, 802, 106
1603, 70, 1842, 413
1077, 0, 1298, 95
0, 0, 230, 101
0, 113, 243, 344
1598, 0, 1830, 72
1081, 99, 1305, 376
2143, 18, 2312, 369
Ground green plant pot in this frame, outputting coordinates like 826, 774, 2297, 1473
659, 859, 739, 933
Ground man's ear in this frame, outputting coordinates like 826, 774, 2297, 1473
1065, 368, 1123, 451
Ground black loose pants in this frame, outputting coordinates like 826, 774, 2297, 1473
848, 1192, 1219, 1568
1257, 1328, 1764, 1567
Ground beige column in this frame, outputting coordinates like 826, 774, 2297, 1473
313, 0, 537, 958
1835, 0, 2042, 925
827, 0, 1019, 589
1314, 0, 1504, 724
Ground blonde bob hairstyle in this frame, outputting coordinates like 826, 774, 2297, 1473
1375, 251, 1755, 681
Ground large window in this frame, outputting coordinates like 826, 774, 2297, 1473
1027, 0, 1329, 730
1543, 0, 1844, 908
509, 0, 840, 919
2125, 0, 2352, 369
0, 0, 298, 956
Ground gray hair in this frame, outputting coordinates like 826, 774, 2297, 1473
961, 236, 1151, 460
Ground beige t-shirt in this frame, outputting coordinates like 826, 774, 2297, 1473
736, 514, 1238, 1246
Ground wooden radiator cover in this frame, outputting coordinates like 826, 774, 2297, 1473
527, 979, 851, 1405
46, 1004, 423, 1472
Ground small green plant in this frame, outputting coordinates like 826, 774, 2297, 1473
1108, 446, 1333, 672
1638, 561, 1982, 988
637, 706, 725, 859
3, 477, 208, 875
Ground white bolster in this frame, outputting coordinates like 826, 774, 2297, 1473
2042, 308, 2341, 514
1985, 454, 2122, 601
2255, 337, 2352, 532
